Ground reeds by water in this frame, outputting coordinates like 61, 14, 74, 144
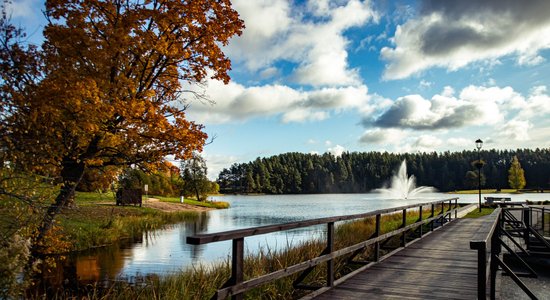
59, 206, 447, 300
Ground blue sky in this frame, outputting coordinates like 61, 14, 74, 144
10, 0, 550, 179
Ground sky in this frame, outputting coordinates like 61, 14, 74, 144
9, 0, 550, 179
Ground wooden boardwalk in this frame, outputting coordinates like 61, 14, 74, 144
312, 217, 486, 300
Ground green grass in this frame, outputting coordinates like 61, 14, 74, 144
55, 192, 202, 251
56, 192, 231, 251
463, 207, 495, 218
154, 195, 230, 209
74, 191, 117, 204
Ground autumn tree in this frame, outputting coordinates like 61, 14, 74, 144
77, 167, 120, 192
508, 156, 526, 190
0, 0, 243, 263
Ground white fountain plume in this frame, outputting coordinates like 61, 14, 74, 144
377, 160, 436, 199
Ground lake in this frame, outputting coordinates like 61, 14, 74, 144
56, 192, 549, 284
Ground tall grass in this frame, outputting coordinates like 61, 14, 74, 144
57, 205, 460, 300
53, 192, 222, 251
59, 202, 201, 251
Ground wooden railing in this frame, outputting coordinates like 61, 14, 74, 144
469, 208, 501, 299
187, 198, 459, 300
470, 207, 539, 300
528, 206, 549, 238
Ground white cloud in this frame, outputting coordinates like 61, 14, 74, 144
227, 0, 377, 86
327, 144, 346, 157
306, 139, 317, 145
517, 86, 550, 119
202, 153, 241, 181
187, 79, 373, 124
5, 0, 37, 18
357, 83, 550, 152
282, 109, 328, 123
447, 137, 472, 147
368, 85, 523, 130
499, 120, 532, 142
359, 128, 406, 145
441, 86, 455, 97
419, 80, 432, 89
381, 0, 550, 79
411, 135, 443, 152
259, 67, 280, 79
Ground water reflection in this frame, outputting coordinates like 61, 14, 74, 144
50, 192, 548, 286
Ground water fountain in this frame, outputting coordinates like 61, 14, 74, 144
377, 160, 436, 199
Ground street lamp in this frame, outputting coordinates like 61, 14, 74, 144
475, 139, 483, 212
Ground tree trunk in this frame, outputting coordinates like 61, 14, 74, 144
27, 158, 85, 273
194, 184, 201, 202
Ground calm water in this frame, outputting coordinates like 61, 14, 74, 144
58, 192, 549, 284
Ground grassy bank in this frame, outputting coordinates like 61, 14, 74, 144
449, 189, 519, 194
57, 192, 212, 251
64, 205, 470, 299
463, 207, 495, 218
154, 195, 230, 209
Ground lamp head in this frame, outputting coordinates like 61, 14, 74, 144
475, 139, 483, 150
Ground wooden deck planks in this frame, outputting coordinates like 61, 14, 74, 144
312, 218, 486, 299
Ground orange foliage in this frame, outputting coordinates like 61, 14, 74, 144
0, 0, 243, 262
1, 0, 244, 175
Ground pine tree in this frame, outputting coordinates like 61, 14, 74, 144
508, 156, 526, 190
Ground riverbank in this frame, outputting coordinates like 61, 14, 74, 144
449, 188, 550, 194
57, 192, 228, 252
48, 203, 481, 299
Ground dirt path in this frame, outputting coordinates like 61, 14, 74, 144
142, 198, 213, 213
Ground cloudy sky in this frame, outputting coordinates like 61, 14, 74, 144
10, 0, 550, 179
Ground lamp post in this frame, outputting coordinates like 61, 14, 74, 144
475, 139, 483, 212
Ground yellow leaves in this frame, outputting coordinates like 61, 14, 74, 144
4, 0, 242, 179
38, 223, 71, 258
84, 158, 104, 167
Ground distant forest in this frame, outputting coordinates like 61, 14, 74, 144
216, 149, 550, 194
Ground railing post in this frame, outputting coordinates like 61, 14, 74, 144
431, 204, 435, 231
231, 238, 244, 300
401, 208, 406, 247
476, 243, 487, 300
419, 205, 423, 237
523, 207, 530, 248
327, 222, 334, 287
543, 207, 546, 236
448, 200, 452, 222
490, 211, 502, 299
455, 198, 458, 219
374, 214, 381, 262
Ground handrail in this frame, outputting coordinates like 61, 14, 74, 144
187, 198, 459, 300
469, 208, 502, 300
530, 206, 548, 237
470, 208, 502, 248
187, 198, 458, 244
471, 207, 540, 300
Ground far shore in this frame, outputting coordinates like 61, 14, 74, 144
448, 188, 549, 194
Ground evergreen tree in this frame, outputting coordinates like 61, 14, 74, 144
216, 149, 550, 194
508, 156, 526, 190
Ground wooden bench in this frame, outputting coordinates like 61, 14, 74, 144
116, 188, 142, 206
485, 196, 511, 204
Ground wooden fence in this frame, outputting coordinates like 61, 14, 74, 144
187, 198, 459, 300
